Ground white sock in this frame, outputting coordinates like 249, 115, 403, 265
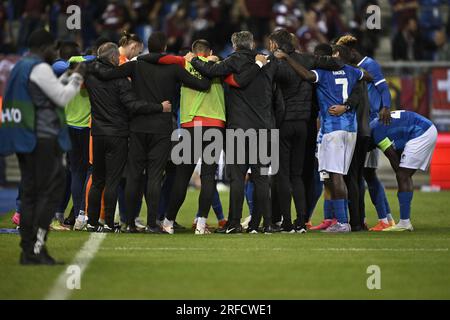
197, 217, 207, 229
77, 214, 85, 222
380, 218, 388, 224
55, 212, 64, 222
387, 214, 394, 221
193, 217, 198, 224
399, 219, 411, 225
164, 218, 174, 228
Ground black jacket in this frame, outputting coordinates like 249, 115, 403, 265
85, 59, 162, 137
347, 80, 370, 138
96, 53, 211, 135
191, 49, 283, 130
273, 51, 344, 122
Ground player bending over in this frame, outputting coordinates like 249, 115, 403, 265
369, 110, 438, 231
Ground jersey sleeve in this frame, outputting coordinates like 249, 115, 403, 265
368, 60, 391, 108
158, 55, 186, 67
372, 125, 393, 152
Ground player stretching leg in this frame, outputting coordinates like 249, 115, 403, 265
370, 110, 437, 231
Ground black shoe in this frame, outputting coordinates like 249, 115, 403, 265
64, 217, 75, 227
215, 221, 231, 234
224, 224, 243, 234
86, 224, 99, 232
124, 225, 140, 234
20, 250, 63, 266
264, 226, 278, 234
351, 225, 363, 232
246, 227, 259, 234
294, 223, 307, 234
270, 224, 281, 233
173, 221, 186, 230
145, 226, 166, 234
20, 251, 42, 265
100, 225, 114, 233
64, 207, 75, 226
41, 247, 64, 265
280, 223, 295, 233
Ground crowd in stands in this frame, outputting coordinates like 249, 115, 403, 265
0, 1, 449, 61
391, 0, 450, 61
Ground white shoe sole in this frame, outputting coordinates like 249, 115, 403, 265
163, 227, 174, 235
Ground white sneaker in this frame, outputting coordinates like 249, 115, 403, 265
322, 222, 351, 233
74, 215, 87, 231
195, 218, 210, 235
383, 220, 414, 232
135, 218, 146, 230
162, 218, 174, 235
241, 216, 252, 230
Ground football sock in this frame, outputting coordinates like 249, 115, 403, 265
384, 196, 392, 218
55, 212, 64, 223
398, 219, 411, 226
332, 199, 348, 224
398, 191, 413, 220
367, 178, 388, 220
197, 217, 207, 229
324, 200, 333, 220
245, 181, 254, 215
212, 189, 224, 221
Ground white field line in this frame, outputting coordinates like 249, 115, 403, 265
102, 246, 448, 253
45, 233, 106, 300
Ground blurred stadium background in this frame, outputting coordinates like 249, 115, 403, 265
1, 0, 450, 196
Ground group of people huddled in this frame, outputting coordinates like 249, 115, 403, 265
0, 26, 438, 266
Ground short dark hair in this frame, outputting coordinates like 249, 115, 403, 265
314, 43, 333, 56
28, 29, 55, 50
58, 41, 80, 60
268, 29, 294, 53
119, 31, 142, 47
148, 31, 167, 53
332, 45, 352, 63
192, 39, 211, 54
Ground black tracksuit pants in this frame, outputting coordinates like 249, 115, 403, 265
166, 126, 223, 221
304, 116, 319, 221
276, 120, 308, 227
228, 132, 271, 229
88, 135, 128, 228
125, 132, 172, 228
344, 135, 370, 230
17, 138, 65, 254
67, 127, 90, 217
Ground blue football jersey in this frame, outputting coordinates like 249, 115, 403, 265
358, 56, 392, 121
370, 110, 433, 152
312, 65, 364, 134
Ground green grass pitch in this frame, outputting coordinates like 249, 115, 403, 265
0, 190, 449, 300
